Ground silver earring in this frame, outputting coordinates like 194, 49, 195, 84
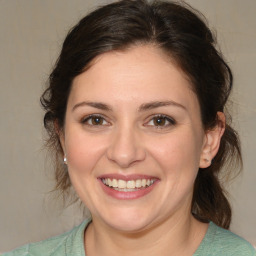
64, 156, 67, 164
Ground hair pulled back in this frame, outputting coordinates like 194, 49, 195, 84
41, 0, 242, 229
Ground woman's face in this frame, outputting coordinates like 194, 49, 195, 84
61, 45, 211, 232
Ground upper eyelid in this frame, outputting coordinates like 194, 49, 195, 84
147, 114, 175, 122
144, 114, 176, 126
80, 113, 176, 125
81, 114, 109, 124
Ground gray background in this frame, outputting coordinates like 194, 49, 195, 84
0, 0, 255, 252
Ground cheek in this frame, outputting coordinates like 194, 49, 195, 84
65, 129, 108, 175
148, 130, 202, 178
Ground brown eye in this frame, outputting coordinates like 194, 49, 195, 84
146, 115, 176, 128
153, 116, 167, 126
82, 115, 108, 126
91, 116, 104, 125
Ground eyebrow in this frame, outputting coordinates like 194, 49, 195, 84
138, 100, 186, 112
72, 101, 113, 112
72, 100, 186, 112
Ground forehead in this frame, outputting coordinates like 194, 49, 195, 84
69, 45, 198, 111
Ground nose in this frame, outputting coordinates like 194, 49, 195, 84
106, 126, 146, 168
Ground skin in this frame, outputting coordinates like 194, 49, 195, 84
60, 45, 225, 256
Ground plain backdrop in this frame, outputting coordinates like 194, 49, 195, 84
0, 0, 255, 252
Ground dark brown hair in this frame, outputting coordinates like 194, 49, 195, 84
41, 0, 242, 229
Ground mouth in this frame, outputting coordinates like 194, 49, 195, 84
98, 175, 159, 200
101, 178, 157, 192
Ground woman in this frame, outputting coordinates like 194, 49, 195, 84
3, 0, 255, 255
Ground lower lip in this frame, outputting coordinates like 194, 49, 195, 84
98, 179, 159, 200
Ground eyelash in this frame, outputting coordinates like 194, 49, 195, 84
145, 114, 176, 128
81, 114, 109, 126
80, 114, 176, 128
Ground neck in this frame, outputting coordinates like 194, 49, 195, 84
84, 213, 208, 256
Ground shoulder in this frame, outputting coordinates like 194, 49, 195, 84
195, 222, 256, 256
1, 233, 68, 256
212, 223, 255, 255
1, 219, 90, 256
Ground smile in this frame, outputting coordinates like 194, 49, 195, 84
98, 175, 159, 199
101, 178, 156, 191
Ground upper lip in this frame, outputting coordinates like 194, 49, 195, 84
97, 173, 159, 181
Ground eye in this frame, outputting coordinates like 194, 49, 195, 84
146, 115, 176, 128
81, 115, 109, 126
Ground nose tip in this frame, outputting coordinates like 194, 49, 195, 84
106, 131, 146, 168
107, 149, 145, 168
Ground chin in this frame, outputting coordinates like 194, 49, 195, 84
95, 207, 156, 233
106, 219, 152, 233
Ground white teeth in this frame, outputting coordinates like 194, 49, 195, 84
107, 178, 112, 187
118, 180, 126, 189
135, 179, 141, 188
127, 180, 135, 189
101, 178, 156, 191
112, 179, 118, 188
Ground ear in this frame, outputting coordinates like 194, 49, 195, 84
199, 112, 225, 168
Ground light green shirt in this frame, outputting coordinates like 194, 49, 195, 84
2, 219, 255, 256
